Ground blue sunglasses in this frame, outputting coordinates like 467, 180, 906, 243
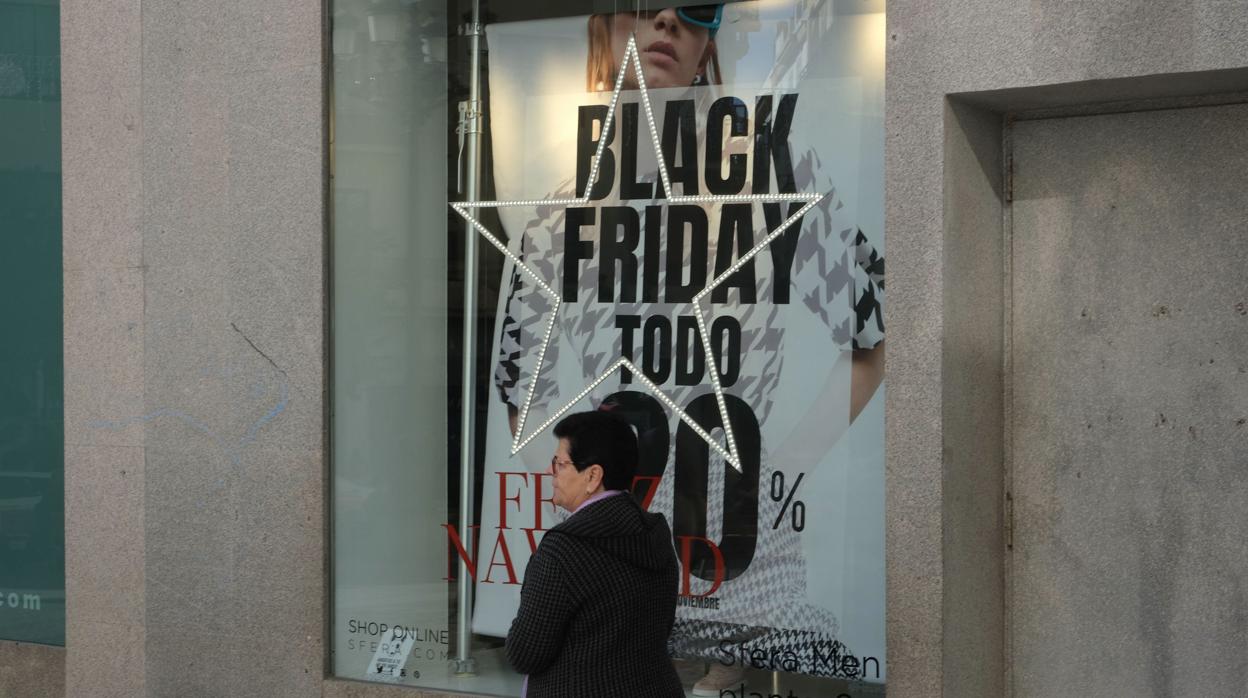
676, 5, 723, 37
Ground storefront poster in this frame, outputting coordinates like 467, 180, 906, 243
458, 2, 885, 681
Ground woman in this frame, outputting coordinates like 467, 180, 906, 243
587, 5, 724, 91
496, 4, 886, 695
505, 411, 684, 698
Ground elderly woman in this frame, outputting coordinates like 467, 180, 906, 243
505, 410, 683, 698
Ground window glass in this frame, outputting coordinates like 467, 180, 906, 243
331, 2, 884, 695
0, 0, 64, 647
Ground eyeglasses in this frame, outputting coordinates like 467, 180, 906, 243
550, 457, 578, 471
676, 5, 723, 34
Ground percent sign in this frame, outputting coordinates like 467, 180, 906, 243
770, 471, 806, 532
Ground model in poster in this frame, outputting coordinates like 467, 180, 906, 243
490, 4, 885, 695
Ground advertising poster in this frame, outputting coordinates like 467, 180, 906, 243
459, 1, 886, 683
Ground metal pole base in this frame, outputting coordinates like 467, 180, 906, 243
452, 657, 478, 677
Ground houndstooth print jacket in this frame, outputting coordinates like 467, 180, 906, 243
492, 166, 885, 672
506, 493, 684, 698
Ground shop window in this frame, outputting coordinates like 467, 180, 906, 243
330, 2, 884, 695
0, 0, 64, 648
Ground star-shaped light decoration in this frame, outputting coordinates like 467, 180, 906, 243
451, 34, 825, 472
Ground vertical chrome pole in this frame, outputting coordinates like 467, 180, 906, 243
453, 0, 484, 678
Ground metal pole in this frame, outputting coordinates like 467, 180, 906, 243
453, 0, 484, 677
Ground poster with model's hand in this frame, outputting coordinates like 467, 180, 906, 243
466, 1, 885, 681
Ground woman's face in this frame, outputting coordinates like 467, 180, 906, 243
550, 438, 602, 512
610, 9, 713, 89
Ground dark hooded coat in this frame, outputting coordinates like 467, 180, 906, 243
505, 492, 684, 698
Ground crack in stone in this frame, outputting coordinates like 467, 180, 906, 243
231, 322, 288, 378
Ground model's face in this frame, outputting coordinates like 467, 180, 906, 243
610, 9, 713, 89
550, 438, 602, 512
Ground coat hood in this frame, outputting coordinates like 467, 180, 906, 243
549, 492, 676, 572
